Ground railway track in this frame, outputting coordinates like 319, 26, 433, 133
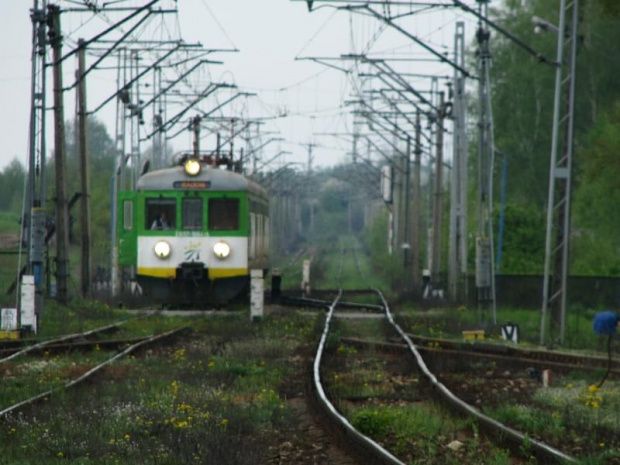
277, 244, 620, 462
0, 320, 130, 363
306, 287, 578, 464
340, 334, 620, 377
293, 292, 619, 375
0, 326, 187, 418
404, 332, 620, 372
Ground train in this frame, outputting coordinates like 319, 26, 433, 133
117, 155, 270, 305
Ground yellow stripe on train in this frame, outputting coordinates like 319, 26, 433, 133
208, 268, 248, 279
137, 267, 248, 279
137, 267, 176, 278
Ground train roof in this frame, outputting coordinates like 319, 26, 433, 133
137, 165, 268, 198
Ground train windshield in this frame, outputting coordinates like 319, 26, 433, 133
208, 198, 239, 231
182, 198, 203, 230
146, 198, 176, 230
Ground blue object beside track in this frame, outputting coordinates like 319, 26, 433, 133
593, 311, 619, 336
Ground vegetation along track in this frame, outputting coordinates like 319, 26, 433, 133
402, 333, 620, 375
309, 289, 578, 464
0, 320, 129, 362
0, 324, 187, 418
0, 319, 144, 358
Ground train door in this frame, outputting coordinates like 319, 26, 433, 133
118, 191, 137, 265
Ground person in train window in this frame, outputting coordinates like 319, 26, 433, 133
151, 211, 171, 230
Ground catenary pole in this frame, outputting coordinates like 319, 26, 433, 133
448, 21, 468, 302
77, 39, 92, 298
541, 0, 579, 345
412, 110, 422, 291
431, 92, 445, 286
50, 5, 70, 305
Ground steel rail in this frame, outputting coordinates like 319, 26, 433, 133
403, 333, 620, 371
377, 290, 577, 464
312, 290, 406, 465
283, 296, 384, 312
0, 320, 130, 364
340, 336, 620, 376
0, 326, 187, 418
0, 336, 149, 358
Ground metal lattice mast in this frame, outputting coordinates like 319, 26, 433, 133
448, 21, 468, 302
26, 0, 49, 317
540, 0, 579, 345
431, 92, 445, 286
475, 0, 497, 324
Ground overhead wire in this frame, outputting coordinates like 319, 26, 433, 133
197, 0, 238, 51
295, 8, 340, 58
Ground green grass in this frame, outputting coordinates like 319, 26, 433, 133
0, 242, 91, 310
271, 234, 393, 292
396, 304, 615, 353
35, 300, 127, 338
0, 311, 318, 464
0, 313, 200, 412
0, 211, 24, 307
329, 350, 394, 398
347, 404, 511, 465
0, 211, 20, 235
313, 236, 391, 290
0, 351, 113, 410
335, 318, 389, 341
0, 254, 22, 308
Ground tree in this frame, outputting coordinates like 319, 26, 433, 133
56, 117, 116, 266
473, 0, 620, 276
0, 158, 26, 213
571, 102, 620, 275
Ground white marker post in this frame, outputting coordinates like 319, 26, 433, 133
250, 269, 264, 321
20, 275, 37, 333
301, 259, 311, 296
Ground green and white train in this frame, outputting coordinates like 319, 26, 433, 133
117, 156, 269, 305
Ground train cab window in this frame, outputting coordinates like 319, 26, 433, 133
146, 198, 176, 230
123, 200, 133, 231
208, 198, 239, 231
182, 198, 203, 230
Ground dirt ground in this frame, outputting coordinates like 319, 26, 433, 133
0, 235, 19, 250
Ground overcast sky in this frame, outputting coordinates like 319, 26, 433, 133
0, 0, 479, 173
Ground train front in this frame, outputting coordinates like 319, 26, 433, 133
117, 157, 268, 305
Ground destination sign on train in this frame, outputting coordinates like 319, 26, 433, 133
173, 181, 211, 189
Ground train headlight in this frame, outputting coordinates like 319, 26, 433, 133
213, 241, 231, 260
184, 158, 201, 176
153, 241, 171, 259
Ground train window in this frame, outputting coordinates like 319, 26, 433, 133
123, 200, 133, 231
182, 198, 203, 230
146, 198, 176, 230
209, 198, 239, 231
